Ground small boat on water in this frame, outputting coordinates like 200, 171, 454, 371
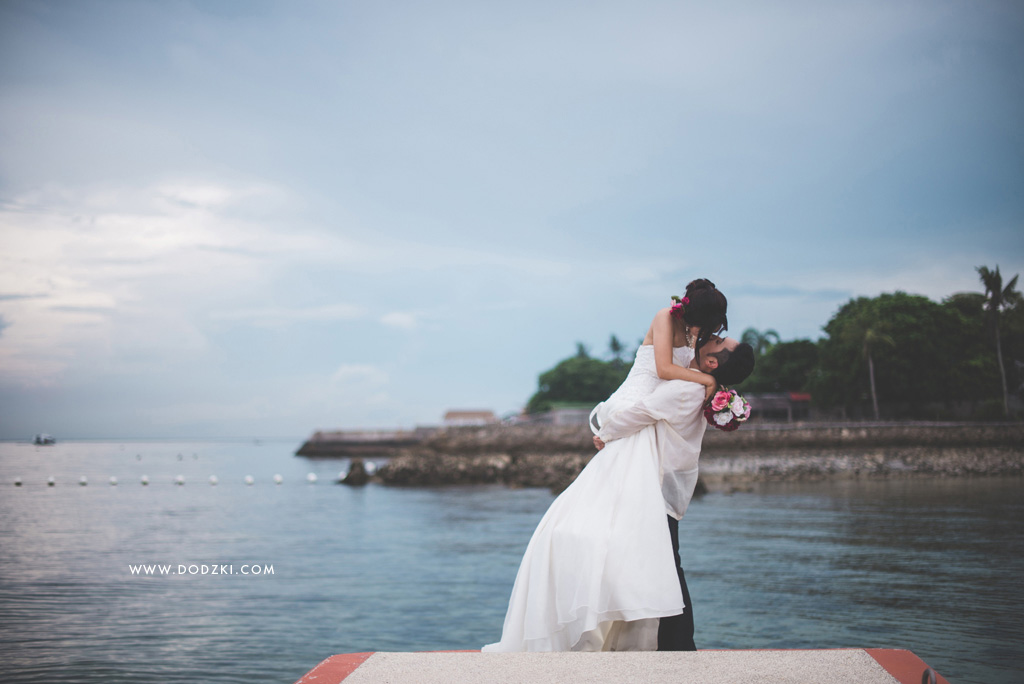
33, 434, 56, 446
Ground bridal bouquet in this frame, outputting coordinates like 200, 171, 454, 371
704, 388, 751, 432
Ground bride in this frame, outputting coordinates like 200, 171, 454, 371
482, 279, 729, 652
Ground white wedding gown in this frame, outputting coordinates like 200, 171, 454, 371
482, 345, 693, 652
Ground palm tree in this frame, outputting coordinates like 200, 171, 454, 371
741, 327, 780, 356
607, 335, 625, 365
977, 265, 1021, 417
862, 327, 895, 421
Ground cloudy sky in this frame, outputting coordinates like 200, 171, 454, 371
1, 0, 1022, 439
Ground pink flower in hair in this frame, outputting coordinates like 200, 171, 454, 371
669, 295, 691, 320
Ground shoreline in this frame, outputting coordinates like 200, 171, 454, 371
304, 422, 1024, 490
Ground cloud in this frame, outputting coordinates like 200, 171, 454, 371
731, 285, 856, 302
0, 180, 302, 385
211, 304, 364, 327
0, 292, 49, 301
380, 312, 417, 330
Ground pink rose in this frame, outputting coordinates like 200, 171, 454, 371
711, 391, 730, 411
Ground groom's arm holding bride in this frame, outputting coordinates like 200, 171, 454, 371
592, 378, 707, 451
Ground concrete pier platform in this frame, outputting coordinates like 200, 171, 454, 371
295, 649, 949, 683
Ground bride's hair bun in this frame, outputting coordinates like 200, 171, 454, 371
685, 278, 716, 296
676, 278, 728, 352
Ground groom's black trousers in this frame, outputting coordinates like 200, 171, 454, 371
657, 515, 696, 651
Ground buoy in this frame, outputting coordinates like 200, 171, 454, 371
141, 475, 149, 486
273, 474, 283, 485
244, 475, 254, 486
109, 476, 118, 486
209, 475, 219, 486
79, 476, 88, 486
14, 477, 22, 487
306, 472, 318, 484
47, 476, 55, 486
365, 461, 378, 476
175, 475, 184, 486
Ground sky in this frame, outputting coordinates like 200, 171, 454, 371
1, 0, 1022, 439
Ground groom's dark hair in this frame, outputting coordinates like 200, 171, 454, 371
710, 342, 755, 386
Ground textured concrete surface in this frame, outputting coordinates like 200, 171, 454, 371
337, 650, 903, 684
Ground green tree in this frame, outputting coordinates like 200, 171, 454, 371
608, 334, 625, 366
526, 347, 630, 414
811, 293, 964, 417
861, 325, 896, 420
942, 292, 1001, 405
977, 266, 1022, 417
742, 339, 819, 393
741, 327, 780, 356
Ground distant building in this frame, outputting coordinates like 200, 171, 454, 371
443, 410, 498, 427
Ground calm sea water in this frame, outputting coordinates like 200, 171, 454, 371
0, 440, 1020, 684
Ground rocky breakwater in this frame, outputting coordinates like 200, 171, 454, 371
296, 429, 429, 457
375, 421, 1024, 490
376, 423, 595, 491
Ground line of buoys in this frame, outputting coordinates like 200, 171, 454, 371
14, 471, 359, 486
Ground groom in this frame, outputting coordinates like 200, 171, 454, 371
592, 334, 754, 651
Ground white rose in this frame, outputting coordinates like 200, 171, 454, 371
730, 396, 745, 417
714, 411, 732, 426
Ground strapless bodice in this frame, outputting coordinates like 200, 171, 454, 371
603, 345, 694, 410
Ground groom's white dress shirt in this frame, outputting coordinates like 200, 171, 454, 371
594, 379, 708, 521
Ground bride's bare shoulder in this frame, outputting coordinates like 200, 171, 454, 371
642, 307, 674, 345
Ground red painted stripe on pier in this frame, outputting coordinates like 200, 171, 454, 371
294, 652, 372, 684
865, 648, 950, 684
